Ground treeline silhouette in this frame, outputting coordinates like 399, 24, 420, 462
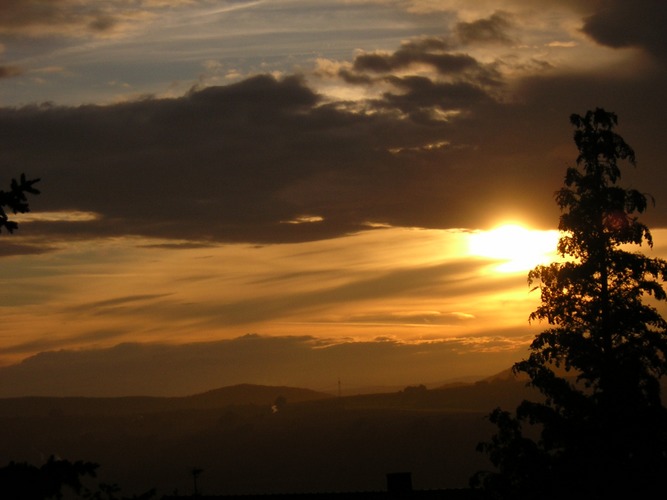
0, 456, 154, 500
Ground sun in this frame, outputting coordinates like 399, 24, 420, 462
468, 223, 560, 273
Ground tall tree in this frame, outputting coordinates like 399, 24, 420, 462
0, 173, 40, 234
473, 109, 667, 499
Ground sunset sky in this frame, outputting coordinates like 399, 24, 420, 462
1, 0, 667, 396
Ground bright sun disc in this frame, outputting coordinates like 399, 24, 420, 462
468, 224, 559, 273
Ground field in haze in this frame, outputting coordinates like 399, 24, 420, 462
0, 375, 537, 497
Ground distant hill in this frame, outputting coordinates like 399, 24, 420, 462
0, 384, 332, 417
0, 372, 539, 418
180, 384, 333, 408
328, 375, 538, 414
0, 337, 520, 397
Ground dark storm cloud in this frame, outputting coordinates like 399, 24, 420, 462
349, 12, 513, 78
379, 76, 495, 120
0, 240, 53, 257
353, 49, 479, 75
4, 15, 667, 251
350, 10, 515, 79
0, 73, 489, 245
2, 74, 360, 244
455, 11, 514, 45
581, 0, 667, 64
0, 65, 23, 79
0, 0, 120, 36
351, 36, 502, 84
0, 0, 71, 29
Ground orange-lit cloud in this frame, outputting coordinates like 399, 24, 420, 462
0, 227, 546, 365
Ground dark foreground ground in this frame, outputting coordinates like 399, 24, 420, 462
0, 378, 532, 497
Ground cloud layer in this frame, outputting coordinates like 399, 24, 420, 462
2, 2, 666, 246
4, 69, 667, 246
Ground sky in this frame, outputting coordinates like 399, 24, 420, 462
1, 0, 667, 396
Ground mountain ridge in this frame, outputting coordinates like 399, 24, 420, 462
0, 336, 521, 397
0, 368, 538, 418
0, 383, 333, 417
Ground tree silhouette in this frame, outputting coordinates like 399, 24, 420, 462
0, 457, 157, 500
473, 109, 667, 499
0, 173, 40, 234
0, 456, 97, 500
190, 467, 203, 496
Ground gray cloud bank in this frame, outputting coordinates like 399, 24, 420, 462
0, 334, 527, 397
581, 0, 667, 64
1, 3, 667, 246
3, 68, 667, 247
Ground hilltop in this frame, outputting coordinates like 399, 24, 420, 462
0, 384, 331, 417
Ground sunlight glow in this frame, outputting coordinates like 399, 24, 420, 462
468, 224, 559, 273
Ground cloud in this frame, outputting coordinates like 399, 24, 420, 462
378, 76, 496, 122
0, 73, 456, 244
0, 0, 214, 39
0, 328, 129, 357
3, 7, 667, 252
0, 65, 23, 79
66, 293, 174, 315
455, 11, 514, 45
0, 240, 54, 257
0, 225, 545, 370
138, 241, 219, 250
0, 0, 126, 37
581, 0, 667, 64
343, 310, 475, 326
350, 36, 502, 83
3, 64, 666, 249
185, 260, 485, 327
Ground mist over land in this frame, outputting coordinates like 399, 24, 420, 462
0, 334, 525, 397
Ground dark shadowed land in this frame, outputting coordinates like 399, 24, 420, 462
0, 375, 538, 497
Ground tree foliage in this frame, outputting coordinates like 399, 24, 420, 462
0, 173, 40, 234
473, 109, 667, 499
0, 456, 97, 500
0, 457, 156, 500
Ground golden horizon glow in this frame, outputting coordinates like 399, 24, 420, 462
3, 226, 666, 391
13, 211, 100, 223
468, 223, 560, 273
